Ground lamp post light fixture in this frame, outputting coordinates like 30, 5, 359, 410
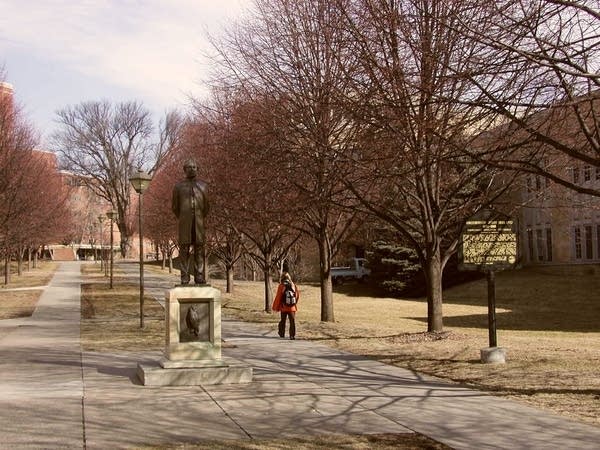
97, 215, 105, 275
106, 210, 118, 288
129, 169, 152, 328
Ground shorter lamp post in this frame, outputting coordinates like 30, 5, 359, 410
106, 210, 118, 288
97, 215, 105, 275
129, 169, 152, 329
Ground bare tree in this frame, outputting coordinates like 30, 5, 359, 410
0, 73, 34, 282
338, 0, 515, 332
9, 151, 72, 276
1, 71, 72, 282
459, 0, 600, 196
210, 225, 245, 293
211, 93, 302, 310
211, 0, 365, 322
144, 157, 179, 272
51, 100, 180, 255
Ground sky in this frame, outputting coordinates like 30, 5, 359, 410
0, 0, 249, 146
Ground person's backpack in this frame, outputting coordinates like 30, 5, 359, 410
282, 280, 297, 307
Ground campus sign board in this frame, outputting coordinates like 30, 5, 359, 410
459, 211, 517, 271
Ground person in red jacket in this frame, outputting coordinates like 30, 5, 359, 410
272, 272, 300, 340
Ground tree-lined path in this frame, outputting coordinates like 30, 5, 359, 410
1, 261, 599, 449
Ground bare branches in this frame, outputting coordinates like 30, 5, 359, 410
0, 73, 71, 274
209, 0, 369, 321
51, 100, 174, 255
458, 0, 600, 195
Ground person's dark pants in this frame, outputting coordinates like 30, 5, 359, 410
278, 311, 296, 338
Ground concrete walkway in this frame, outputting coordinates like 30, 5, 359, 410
1, 261, 599, 449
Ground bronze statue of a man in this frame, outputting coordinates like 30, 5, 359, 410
172, 159, 209, 285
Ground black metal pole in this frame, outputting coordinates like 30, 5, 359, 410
139, 192, 145, 329
487, 269, 497, 347
109, 219, 114, 288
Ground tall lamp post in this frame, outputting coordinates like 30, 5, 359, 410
106, 210, 118, 288
129, 169, 152, 329
97, 215, 105, 275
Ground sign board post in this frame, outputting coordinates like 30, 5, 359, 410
459, 210, 517, 363
487, 270, 497, 347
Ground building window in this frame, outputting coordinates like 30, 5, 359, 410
536, 229, 544, 261
535, 175, 542, 190
526, 176, 532, 193
573, 167, 580, 184
585, 225, 593, 259
527, 228, 534, 261
574, 227, 582, 259
546, 228, 552, 262
584, 165, 591, 181
596, 166, 600, 181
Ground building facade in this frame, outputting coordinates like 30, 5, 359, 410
518, 160, 600, 265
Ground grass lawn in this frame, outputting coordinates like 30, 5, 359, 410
210, 265, 600, 426
0, 260, 58, 320
81, 263, 600, 429
80, 263, 164, 352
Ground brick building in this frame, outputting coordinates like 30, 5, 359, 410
518, 163, 600, 265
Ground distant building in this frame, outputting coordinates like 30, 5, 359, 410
0, 81, 14, 111
518, 162, 600, 265
52, 171, 122, 261
506, 94, 600, 265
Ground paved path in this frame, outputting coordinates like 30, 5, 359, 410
1, 261, 599, 449
0, 262, 83, 448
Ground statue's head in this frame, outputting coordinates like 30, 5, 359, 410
183, 159, 198, 179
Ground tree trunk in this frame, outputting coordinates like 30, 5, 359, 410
226, 265, 234, 294
424, 246, 444, 333
161, 251, 166, 270
263, 266, 273, 313
4, 253, 10, 285
33, 249, 38, 269
318, 237, 334, 322
168, 254, 173, 273
17, 249, 23, 276
118, 220, 130, 257
120, 238, 129, 258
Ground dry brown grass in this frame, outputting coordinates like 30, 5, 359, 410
141, 433, 450, 449
0, 261, 58, 320
210, 265, 600, 427
80, 264, 165, 352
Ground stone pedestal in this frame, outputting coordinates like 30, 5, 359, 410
137, 285, 252, 386
480, 346, 506, 364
